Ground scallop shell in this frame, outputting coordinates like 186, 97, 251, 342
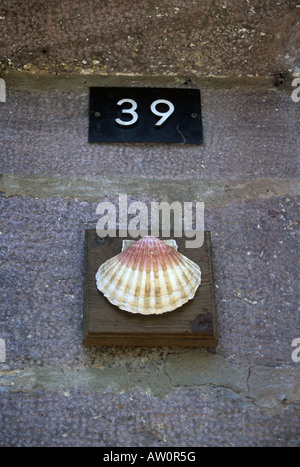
95, 236, 201, 315
121, 238, 178, 252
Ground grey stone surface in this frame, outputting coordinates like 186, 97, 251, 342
1, 72, 279, 92
0, 194, 299, 369
207, 196, 300, 366
247, 365, 300, 410
0, 2, 299, 441
1, 350, 299, 410
0, 387, 299, 447
1, 112, 299, 444
0, 88, 299, 179
0, 174, 299, 206
0, 0, 299, 76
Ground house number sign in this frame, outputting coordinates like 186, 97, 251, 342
89, 87, 203, 144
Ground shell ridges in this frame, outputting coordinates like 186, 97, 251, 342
95, 236, 201, 315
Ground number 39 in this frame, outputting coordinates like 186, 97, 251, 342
115, 98, 175, 128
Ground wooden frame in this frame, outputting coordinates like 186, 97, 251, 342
83, 230, 218, 347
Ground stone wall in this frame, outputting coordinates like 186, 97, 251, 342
0, 0, 299, 76
0, 0, 299, 447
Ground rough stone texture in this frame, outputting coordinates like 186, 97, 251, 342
0, 87, 299, 180
0, 82, 299, 444
0, 174, 299, 206
0, 388, 299, 447
0, 0, 299, 76
0, 194, 299, 368
0, 1, 299, 445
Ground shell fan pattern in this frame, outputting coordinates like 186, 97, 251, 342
95, 236, 201, 315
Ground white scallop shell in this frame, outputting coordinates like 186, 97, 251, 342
95, 236, 201, 315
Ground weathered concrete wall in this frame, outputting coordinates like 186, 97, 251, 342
0, 0, 299, 448
0, 0, 299, 76
0, 80, 299, 179
0, 76, 299, 446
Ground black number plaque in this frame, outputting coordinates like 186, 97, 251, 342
89, 87, 203, 144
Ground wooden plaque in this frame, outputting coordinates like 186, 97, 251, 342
83, 230, 218, 347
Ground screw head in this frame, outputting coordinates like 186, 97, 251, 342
191, 113, 198, 119
94, 111, 101, 117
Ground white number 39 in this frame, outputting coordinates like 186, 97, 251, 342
115, 98, 175, 128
